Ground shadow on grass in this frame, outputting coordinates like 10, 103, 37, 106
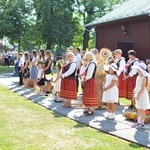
128, 143, 145, 149
51, 111, 62, 118
73, 122, 85, 128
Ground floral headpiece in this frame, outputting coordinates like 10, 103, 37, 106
56, 59, 64, 68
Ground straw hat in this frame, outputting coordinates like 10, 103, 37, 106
110, 63, 118, 72
132, 63, 149, 76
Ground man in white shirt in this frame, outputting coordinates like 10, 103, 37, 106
74, 48, 82, 92
18, 53, 24, 85
4, 50, 9, 67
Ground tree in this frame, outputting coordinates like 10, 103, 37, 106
0, 0, 33, 51
33, 0, 79, 52
75, 0, 126, 50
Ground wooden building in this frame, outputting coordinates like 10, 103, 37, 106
85, 0, 150, 61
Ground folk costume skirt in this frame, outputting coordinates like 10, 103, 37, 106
118, 73, 126, 98
126, 76, 136, 100
60, 77, 77, 100
83, 79, 98, 107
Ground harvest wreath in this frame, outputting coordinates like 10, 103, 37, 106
124, 109, 150, 124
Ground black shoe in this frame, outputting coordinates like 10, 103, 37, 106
129, 105, 134, 109
54, 99, 62, 103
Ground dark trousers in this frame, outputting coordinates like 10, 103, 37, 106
18, 67, 23, 85
4, 58, 9, 67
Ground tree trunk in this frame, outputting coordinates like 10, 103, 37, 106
83, 30, 89, 51
58, 42, 61, 55
46, 41, 51, 50
18, 38, 21, 52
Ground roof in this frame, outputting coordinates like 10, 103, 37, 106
85, 0, 150, 28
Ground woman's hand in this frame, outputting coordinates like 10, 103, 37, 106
103, 87, 107, 91
81, 81, 85, 87
83, 78, 87, 82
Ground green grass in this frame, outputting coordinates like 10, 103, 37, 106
120, 98, 131, 105
0, 85, 146, 150
0, 66, 14, 74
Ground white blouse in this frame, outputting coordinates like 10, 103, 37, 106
85, 61, 96, 80
62, 61, 76, 78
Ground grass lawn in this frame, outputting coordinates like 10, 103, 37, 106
0, 85, 146, 150
0, 65, 14, 74
120, 98, 131, 105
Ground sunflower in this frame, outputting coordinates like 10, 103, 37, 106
100, 48, 111, 60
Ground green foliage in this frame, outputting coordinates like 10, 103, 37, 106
0, 0, 33, 50
76, 0, 106, 24
0, 0, 126, 52
33, 0, 79, 51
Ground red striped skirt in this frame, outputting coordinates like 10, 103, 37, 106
60, 77, 77, 100
126, 76, 136, 100
83, 79, 98, 107
118, 73, 126, 98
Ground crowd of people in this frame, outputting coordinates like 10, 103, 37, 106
0, 50, 17, 67
16, 48, 150, 128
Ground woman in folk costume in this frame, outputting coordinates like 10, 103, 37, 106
114, 49, 126, 98
82, 52, 98, 115
124, 50, 139, 108
60, 52, 77, 108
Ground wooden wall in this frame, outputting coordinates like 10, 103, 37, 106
95, 17, 150, 61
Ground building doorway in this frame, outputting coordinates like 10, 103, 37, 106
117, 42, 133, 61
